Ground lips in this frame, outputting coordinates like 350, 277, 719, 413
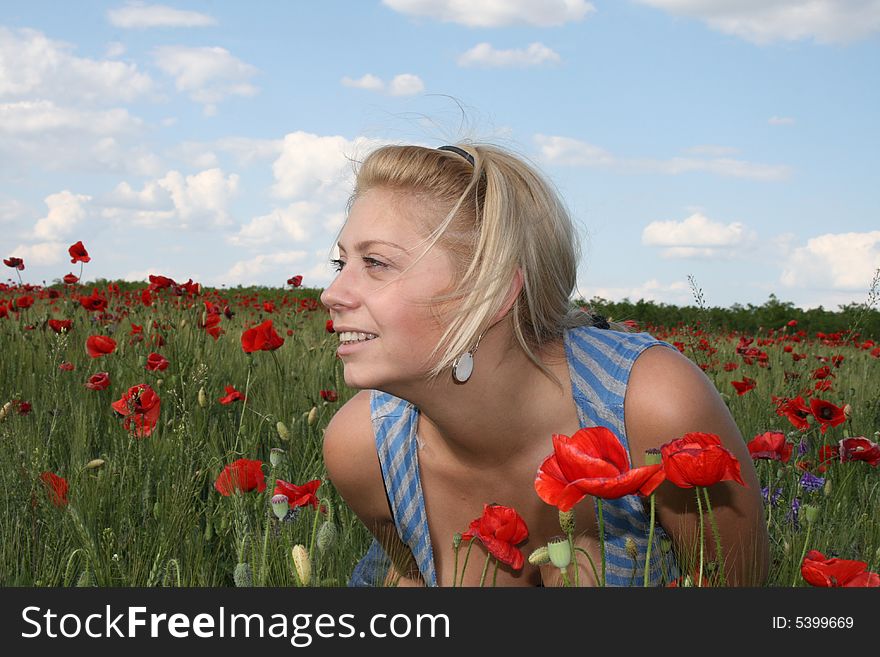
338, 331, 378, 344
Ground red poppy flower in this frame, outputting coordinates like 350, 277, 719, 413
776, 396, 811, 431
16, 400, 32, 415
534, 426, 665, 512
809, 398, 846, 434
288, 275, 303, 287
218, 385, 246, 405
747, 431, 792, 463
722, 362, 738, 372
68, 241, 90, 264
731, 376, 756, 395
241, 319, 284, 353
818, 444, 840, 467
86, 335, 116, 358
15, 295, 34, 309
3, 256, 24, 270
214, 458, 266, 496
838, 437, 880, 467
274, 478, 322, 510
59, 362, 75, 371
48, 319, 73, 334
320, 389, 338, 402
801, 550, 880, 587
325, 319, 334, 333
79, 288, 108, 312
40, 471, 68, 507
63, 273, 79, 284
660, 432, 745, 489
461, 504, 529, 570
111, 383, 161, 438
145, 352, 170, 371
202, 313, 223, 340
85, 372, 111, 391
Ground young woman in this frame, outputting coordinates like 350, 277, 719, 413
320, 143, 769, 587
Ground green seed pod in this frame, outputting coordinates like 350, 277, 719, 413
276, 421, 290, 441
547, 537, 571, 570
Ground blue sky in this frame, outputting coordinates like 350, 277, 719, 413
1, 0, 878, 310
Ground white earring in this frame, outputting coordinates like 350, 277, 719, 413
452, 332, 485, 384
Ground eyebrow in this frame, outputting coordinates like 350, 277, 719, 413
337, 240, 408, 253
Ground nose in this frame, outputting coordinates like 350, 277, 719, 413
320, 268, 357, 311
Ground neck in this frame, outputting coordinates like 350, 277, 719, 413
384, 326, 570, 468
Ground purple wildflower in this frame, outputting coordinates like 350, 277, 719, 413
786, 497, 801, 528
798, 436, 809, 457
761, 486, 784, 507
799, 471, 825, 493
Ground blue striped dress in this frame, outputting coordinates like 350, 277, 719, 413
348, 324, 681, 587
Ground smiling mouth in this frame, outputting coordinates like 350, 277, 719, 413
338, 331, 379, 346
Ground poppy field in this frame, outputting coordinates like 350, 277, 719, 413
2, 245, 879, 587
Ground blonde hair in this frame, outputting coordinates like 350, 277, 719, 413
348, 143, 601, 387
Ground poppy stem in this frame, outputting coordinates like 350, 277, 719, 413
459, 540, 475, 586
643, 493, 656, 587
478, 553, 491, 587
702, 487, 726, 585
568, 531, 580, 586
574, 547, 600, 585
492, 559, 500, 587
597, 498, 606, 587
793, 521, 813, 587
308, 505, 321, 562
235, 362, 253, 451
695, 487, 705, 587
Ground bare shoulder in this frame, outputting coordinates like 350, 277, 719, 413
624, 344, 748, 461
322, 390, 391, 525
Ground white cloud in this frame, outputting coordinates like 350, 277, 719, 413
271, 131, 378, 201
171, 136, 283, 170
768, 116, 795, 125
0, 101, 141, 135
535, 134, 791, 181
227, 202, 318, 247
108, 2, 217, 29
457, 42, 561, 68
153, 45, 259, 109
642, 212, 755, 260
383, 0, 595, 27
341, 73, 425, 96
388, 73, 425, 96
215, 250, 310, 287
0, 27, 154, 104
157, 168, 239, 228
32, 191, 92, 240
341, 74, 385, 91
579, 278, 692, 305
105, 41, 126, 58
780, 231, 880, 290
0, 198, 30, 223
635, 0, 880, 44
7, 241, 67, 266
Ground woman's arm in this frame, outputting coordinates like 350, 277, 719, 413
624, 345, 770, 586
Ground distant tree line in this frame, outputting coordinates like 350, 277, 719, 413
579, 293, 880, 340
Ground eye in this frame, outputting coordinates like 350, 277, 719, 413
362, 256, 389, 270
329, 258, 345, 272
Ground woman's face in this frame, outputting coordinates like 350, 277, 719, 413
320, 187, 456, 391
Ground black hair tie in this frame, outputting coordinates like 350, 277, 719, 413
591, 313, 610, 330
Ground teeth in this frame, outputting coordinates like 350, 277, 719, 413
338, 331, 378, 344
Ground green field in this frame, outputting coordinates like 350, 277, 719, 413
1, 280, 878, 587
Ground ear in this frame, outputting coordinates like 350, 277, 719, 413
491, 267, 524, 325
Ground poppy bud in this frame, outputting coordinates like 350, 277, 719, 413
824, 479, 832, 497
558, 509, 576, 534
180, 319, 188, 329
270, 448, 285, 468
271, 494, 289, 520
292, 544, 311, 586
276, 421, 290, 441
317, 521, 337, 553
625, 537, 638, 561
198, 387, 208, 409
0, 401, 11, 423
204, 517, 213, 542
843, 404, 852, 419
783, 539, 790, 555
233, 562, 252, 587
452, 532, 462, 549
528, 545, 550, 566
307, 406, 318, 426
85, 458, 105, 470
803, 503, 820, 524
547, 537, 571, 570
155, 379, 163, 388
